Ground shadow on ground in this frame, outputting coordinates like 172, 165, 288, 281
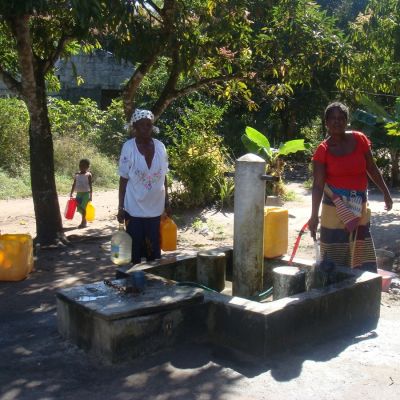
0, 229, 381, 400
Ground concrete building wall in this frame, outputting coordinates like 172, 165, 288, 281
0, 50, 135, 109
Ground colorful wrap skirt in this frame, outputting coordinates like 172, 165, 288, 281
320, 187, 377, 272
76, 192, 90, 214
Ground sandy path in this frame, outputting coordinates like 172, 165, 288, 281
1, 183, 399, 260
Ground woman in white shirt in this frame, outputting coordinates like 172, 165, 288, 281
117, 109, 170, 264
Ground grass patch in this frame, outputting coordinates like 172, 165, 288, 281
0, 169, 32, 199
281, 189, 297, 202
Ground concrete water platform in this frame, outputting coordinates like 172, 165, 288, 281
57, 274, 206, 363
57, 257, 382, 363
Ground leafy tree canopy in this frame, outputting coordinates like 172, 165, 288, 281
337, 0, 400, 96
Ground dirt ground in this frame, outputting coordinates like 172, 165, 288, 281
1, 182, 400, 260
1, 182, 400, 400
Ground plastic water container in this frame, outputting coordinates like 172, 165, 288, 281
160, 216, 177, 251
0, 234, 34, 281
110, 224, 132, 265
86, 201, 95, 222
64, 198, 77, 219
263, 206, 288, 258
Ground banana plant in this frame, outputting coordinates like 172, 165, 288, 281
241, 126, 309, 194
352, 95, 400, 185
241, 126, 308, 162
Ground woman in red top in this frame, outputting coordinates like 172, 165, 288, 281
308, 102, 393, 271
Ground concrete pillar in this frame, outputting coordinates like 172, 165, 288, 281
197, 251, 226, 292
232, 153, 266, 298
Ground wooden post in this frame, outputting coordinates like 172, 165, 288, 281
272, 266, 305, 300
197, 251, 226, 292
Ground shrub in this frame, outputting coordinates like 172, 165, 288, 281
53, 136, 119, 190
0, 98, 29, 176
163, 101, 233, 208
0, 97, 121, 198
48, 97, 106, 143
97, 99, 129, 159
0, 168, 31, 199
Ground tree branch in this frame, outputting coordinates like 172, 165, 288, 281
137, 0, 162, 16
122, 0, 177, 120
42, 34, 73, 75
153, 73, 242, 120
122, 51, 161, 120
0, 65, 22, 94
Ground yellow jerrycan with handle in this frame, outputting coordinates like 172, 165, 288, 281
0, 234, 34, 281
85, 201, 95, 222
160, 216, 177, 251
263, 206, 288, 258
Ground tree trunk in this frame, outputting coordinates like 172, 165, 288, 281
27, 79, 64, 245
10, 15, 64, 245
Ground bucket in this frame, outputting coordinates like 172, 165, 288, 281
375, 249, 395, 271
377, 268, 397, 292
86, 201, 95, 222
160, 216, 177, 251
64, 198, 77, 219
263, 207, 288, 258
0, 234, 34, 281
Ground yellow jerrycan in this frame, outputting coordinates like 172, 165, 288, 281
110, 224, 132, 265
263, 206, 288, 258
160, 216, 177, 251
0, 234, 34, 281
85, 201, 95, 222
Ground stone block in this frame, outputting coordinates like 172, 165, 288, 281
56, 275, 205, 363
205, 267, 381, 358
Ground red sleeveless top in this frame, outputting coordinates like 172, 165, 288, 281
312, 131, 371, 191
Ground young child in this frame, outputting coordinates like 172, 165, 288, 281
70, 159, 93, 228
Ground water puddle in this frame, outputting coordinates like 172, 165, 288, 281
77, 295, 107, 302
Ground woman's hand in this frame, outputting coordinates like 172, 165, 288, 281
307, 215, 319, 240
384, 193, 393, 211
117, 208, 125, 223
164, 205, 172, 217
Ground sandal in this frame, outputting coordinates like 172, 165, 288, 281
78, 223, 87, 229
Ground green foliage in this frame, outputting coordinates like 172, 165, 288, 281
0, 98, 29, 176
253, 0, 348, 110
385, 98, 400, 136
241, 126, 308, 163
338, 0, 400, 95
97, 99, 129, 159
48, 97, 106, 142
350, 95, 400, 184
48, 97, 128, 160
0, 95, 120, 198
316, 0, 369, 30
300, 117, 324, 155
241, 125, 309, 195
217, 176, 235, 209
164, 101, 233, 208
352, 96, 400, 146
53, 136, 118, 188
0, 169, 31, 199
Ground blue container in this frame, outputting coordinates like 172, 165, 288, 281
132, 271, 146, 291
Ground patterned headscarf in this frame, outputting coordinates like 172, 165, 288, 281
130, 109, 154, 123
125, 108, 159, 134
